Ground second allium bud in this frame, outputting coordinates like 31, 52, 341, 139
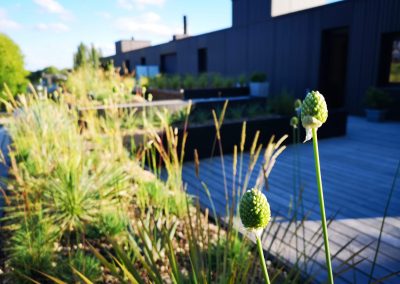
301, 90, 328, 141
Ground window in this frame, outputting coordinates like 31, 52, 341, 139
379, 32, 400, 85
123, 60, 130, 72
389, 39, 400, 83
160, 53, 177, 74
140, 57, 146, 65
198, 48, 207, 73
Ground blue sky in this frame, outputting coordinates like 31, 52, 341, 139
0, 0, 232, 70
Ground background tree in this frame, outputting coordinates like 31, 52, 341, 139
73, 42, 102, 69
89, 44, 102, 69
73, 42, 89, 69
0, 33, 28, 94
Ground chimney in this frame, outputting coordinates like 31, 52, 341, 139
183, 15, 187, 35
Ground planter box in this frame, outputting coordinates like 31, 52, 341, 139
183, 87, 249, 99
179, 108, 346, 161
148, 89, 183, 101
365, 109, 387, 122
149, 87, 249, 101
249, 82, 269, 97
180, 115, 290, 161
126, 108, 347, 162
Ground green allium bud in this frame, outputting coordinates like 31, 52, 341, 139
239, 188, 271, 232
294, 99, 302, 110
301, 91, 328, 141
290, 116, 299, 128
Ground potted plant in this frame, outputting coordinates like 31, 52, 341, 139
364, 87, 391, 122
249, 72, 269, 97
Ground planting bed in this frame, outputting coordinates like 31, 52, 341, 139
174, 108, 347, 161
102, 97, 347, 161
148, 87, 249, 101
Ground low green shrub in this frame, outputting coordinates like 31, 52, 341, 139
86, 210, 129, 240
65, 66, 137, 105
7, 215, 57, 283
68, 251, 102, 282
136, 180, 173, 213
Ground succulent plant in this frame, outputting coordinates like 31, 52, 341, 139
301, 91, 328, 141
239, 188, 271, 233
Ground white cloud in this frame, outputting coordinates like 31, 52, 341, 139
136, 0, 165, 6
93, 42, 115, 56
96, 11, 112, 20
144, 11, 161, 22
35, 22, 70, 32
0, 8, 22, 31
33, 0, 64, 13
22, 41, 74, 70
117, 0, 166, 10
33, 0, 73, 20
115, 12, 179, 39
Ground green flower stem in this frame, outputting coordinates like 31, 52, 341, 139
256, 234, 271, 284
312, 128, 334, 284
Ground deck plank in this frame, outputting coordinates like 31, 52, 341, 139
183, 116, 400, 284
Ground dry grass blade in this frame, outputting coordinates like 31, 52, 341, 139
71, 267, 94, 284
37, 271, 68, 284
194, 149, 200, 178
334, 241, 374, 273
372, 271, 400, 284
368, 160, 400, 283
334, 256, 367, 279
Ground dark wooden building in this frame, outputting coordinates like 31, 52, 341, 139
104, 0, 400, 115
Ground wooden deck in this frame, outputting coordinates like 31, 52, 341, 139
182, 116, 400, 284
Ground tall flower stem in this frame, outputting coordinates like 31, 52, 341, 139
255, 234, 271, 284
312, 128, 334, 284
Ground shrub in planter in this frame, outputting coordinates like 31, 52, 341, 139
211, 73, 225, 88
268, 90, 295, 116
249, 72, 269, 97
250, 72, 267, 83
364, 87, 391, 122
183, 74, 196, 89
169, 74, 181, 90
237, 74, 247, 87
196, 73, 209, 88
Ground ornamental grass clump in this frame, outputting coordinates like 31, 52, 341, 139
301, 90, 333, 284
240, 188, 271, 284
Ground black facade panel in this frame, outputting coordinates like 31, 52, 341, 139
105, 0, 400, 114
225, 28, 247, 75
